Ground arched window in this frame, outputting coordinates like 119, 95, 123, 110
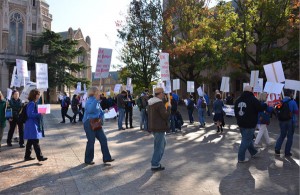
8, 12, 24, 54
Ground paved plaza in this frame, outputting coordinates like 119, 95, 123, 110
0, 104, 299, 195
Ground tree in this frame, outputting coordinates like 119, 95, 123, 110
162, 0, 238, 87
117, 0, 163, 90
28, 30, 90, 89
232, 0, 299, 79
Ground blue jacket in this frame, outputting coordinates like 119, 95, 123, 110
24, 101, 44, 139
83, 96, 104, 123
282, 97, 299, 122
213, 99, 224, 114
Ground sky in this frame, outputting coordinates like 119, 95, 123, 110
46, 0, 221, 72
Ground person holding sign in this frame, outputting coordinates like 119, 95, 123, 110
24, 89, 47, 161
7, 90, 25, 148
213, 93, 224, 133
0, 91, 7, 151
234, 86, 266, 163
148, 88, 170, 171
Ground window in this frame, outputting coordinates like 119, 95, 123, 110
32, 23, 36, 31
8, 12, 24, 54
33, 0, 36, 6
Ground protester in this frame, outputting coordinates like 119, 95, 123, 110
137, 89, 149, 130
83, 86, 114, 165
100, 94, 109, 111
7, 90, 24, 147
0, 91, 7, 151
147, 87, 170, 171
170, 93, 178, 133
197, 95, 206, 128
204, 92, 211, 116
213, 93, 225, 133
275, 89, 299, 157
59, 92, 72, 123
117, 90, 127, 130
24, 89, 47, 161
187, 94, 195, 124
71, 94, 80, 123
125, 90, 134, 129
226, 93, 234, 105
254, 92, 273, 147
234, 85, 265, 163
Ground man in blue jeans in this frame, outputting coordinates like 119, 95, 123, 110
275, 89, 299, 157
117, 91, 127, 130
147, 88, 170, 171
234, 85, 266, 163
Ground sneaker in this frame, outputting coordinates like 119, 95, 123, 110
275, 150, 280, 156
85, 161, 95, 165
254, 143, 263, 148
151, 165, 165, 171
238, 158, 250, 163
252, 149, 261, 158
24, 157, 36, 161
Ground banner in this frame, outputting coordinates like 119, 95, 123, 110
16, 59, 28, 78
187, 81, 194, 93
35, 63, 48, 89
159, 53, 170, 81
173, 79, 180, 91
264, 61, 285, 83
104, 108, 117, 119
95, 48, 112, 79
220, 77, 230, 92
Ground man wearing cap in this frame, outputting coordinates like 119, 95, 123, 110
234, 85, 266, 163
148, 87, 171, 171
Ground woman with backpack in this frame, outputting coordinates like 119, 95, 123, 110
213, 93, 225, 133
6, 90, 24, 148
71, 94, 80, 123
254, 92, 273, 147
24, 89, 47, 161
197, 96, 206, 128
186, 95, 195, 124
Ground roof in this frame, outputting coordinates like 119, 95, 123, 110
58, 30, 78, 40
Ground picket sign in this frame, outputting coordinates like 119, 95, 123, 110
250, 70, 259, 88
220, 77, 230, 92
173, 79, 180, 91
113, 84, 122, 94
263, 61, 285, 97
159, 53, 170, 81
197, 87, 204, 96
165, 80, 172, 94
187, 81, 194, 93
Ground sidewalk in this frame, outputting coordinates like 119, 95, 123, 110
0, 104, 299, 195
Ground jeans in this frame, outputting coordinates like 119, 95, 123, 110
84, 120, 112, 163
24, 139, 43, 159
61, 107, 72, 122
238, 128, 257, 161
254, 124, 270, 145
125, 107, 133, 128
7, 118, 24, 145
140, 109, 148, 130
151, 132, 166, 168
207, 105, 211, 116
170, 114, 176, 132
188, 109, 194, 123
118, 107, 125, 129
275, 120, 294, 155
198, 109, 205, 126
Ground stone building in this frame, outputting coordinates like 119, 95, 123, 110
92, 71, 120, 95
0, 0, 52, 94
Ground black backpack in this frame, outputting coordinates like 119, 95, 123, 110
19, 104, 28, 123
276, 100, 292, 121
200, 98, 207, 109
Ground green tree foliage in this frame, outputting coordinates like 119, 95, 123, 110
232, 0, 299, 79
117, 0, 163, 90
162, 0, 238, 86
28, 30, 90, 89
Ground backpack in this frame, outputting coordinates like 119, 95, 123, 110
171, 98, 178, 112
187, 99, 194, 109
276, 100, 292, 121
201, 98, 207, 109
137, 97, 143, 109
19, 104, 28, 123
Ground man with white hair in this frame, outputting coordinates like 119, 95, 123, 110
234, 85, 266, 163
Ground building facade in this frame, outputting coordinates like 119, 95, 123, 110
92, 71, 121, 95
0, 0, 52, 94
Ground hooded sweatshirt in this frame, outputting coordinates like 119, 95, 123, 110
147, 97, 170, 132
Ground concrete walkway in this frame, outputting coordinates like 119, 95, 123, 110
0, 104, 299, 195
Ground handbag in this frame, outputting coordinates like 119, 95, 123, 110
5, 108, 13, 118
89, 118, 102, 131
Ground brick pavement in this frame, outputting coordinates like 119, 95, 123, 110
0, 104, 299, 195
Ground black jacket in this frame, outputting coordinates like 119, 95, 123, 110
234, 91, 266, 128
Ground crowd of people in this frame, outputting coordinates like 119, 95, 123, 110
0, 85, 298, 171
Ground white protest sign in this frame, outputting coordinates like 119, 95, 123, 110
223, 104, 235, 116
253, 78, 263, 93
95, 48, 112, 79
25, 71, 31, 84
126, 78, 132, 87
250, 70, 259, 87
113, 84, 122, 93
243, 83, 250, 91
165, 80, 172, 93
38, 104, 51, 114
159, 53, 170, 81
220, 77, 230, 92
20, 82, 37, 102
104, 108, 117, 119
35, 63, 48, 89
83, 84, 87, 92
197, 87, 204, 96
284, 79, 300, 91
264, 82, 284, 94
75, 82, 81, 94
264, 61, 285, 83
6, 88, 12, 100
187, 81, 194, 93
10, 66, 21, 88
173, 79, 180, 91
16, 59, 28, 78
